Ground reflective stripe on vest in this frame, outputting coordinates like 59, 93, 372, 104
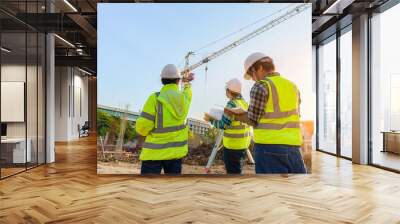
263, 109, 299, 119
223, 132, 250, 138
229, 125, 246, 130
140, 111, 155, 121
143, 140, 187, 150
256, 121, 300, 130
264, 78, 281, 113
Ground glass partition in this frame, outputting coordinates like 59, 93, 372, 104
1, 31, 28, 177
0, 1, 46, 179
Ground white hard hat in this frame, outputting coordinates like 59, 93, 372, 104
160, 64, 181, 79
243, 52, 267, 80
226, 78, 242, 94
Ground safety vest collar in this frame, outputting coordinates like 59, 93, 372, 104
160, 83, 179, 92
233, 98, 248, 108
263, 72, 280, 78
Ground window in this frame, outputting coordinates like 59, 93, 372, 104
339, 28, 352, 158
370, 3, 400, 171
317, 36, 337, 154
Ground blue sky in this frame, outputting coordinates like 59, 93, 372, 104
98, 3, 314, 120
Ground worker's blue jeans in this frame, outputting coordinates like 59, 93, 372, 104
254, 144, 307, 174
140, 159, 182, 174
223, 148, 246, 174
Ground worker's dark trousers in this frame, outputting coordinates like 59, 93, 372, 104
141, 159, 182, 174
223, 148, 246, 174
254, 144, 307, 174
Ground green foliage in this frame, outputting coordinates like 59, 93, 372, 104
202, 127, 219, 145
124, 121, 136, 142
97, 109, 136, 143
97, 110, 112, 137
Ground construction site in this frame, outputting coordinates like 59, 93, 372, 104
96, 3, 313, 174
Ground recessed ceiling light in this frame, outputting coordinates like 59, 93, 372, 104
78, 67, 93, 76
1, 47, 11, 53
54, 34, 75, 48
63, 0, 78, 12
322, 0, 354, 14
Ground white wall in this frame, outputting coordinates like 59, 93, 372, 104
1, 65, 26, 139
1, 63, 46, 164
55, 67, 89, 141
55, 67, 69, 141
1, 65, 41, 138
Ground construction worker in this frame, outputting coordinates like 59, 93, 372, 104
226, 52, 306, 174
204, 78, 251, 174
135, 64, 194, 174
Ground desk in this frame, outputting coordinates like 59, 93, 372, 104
1, 138, 31, 163
382, 131, 400, 154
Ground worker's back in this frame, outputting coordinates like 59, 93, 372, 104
254, 75, 302, 146
136, 83, 192, 161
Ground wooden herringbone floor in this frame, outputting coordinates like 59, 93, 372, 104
1, 136, 400, 224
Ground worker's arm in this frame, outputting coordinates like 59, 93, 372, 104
210, 101, 235, 130
297, 88, 301, 118
245, 83, 268, 126
182, 73, 194, 103
183, 83, 192, 102
135, 93, 157, 137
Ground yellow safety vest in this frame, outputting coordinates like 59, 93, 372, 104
253, 75, 302, 146
223, 98, 251, 150
135, 84, 192, 160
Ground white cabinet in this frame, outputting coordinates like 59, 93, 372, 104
1, 138, 32, 163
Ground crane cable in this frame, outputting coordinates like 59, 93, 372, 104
204, 64, 208, 96
179, 4, 295, 69
192, 4, 294, 55
194, 4, 294, 102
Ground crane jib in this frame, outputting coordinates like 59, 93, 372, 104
180, 3, 311, 75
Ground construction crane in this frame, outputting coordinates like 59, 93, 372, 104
181, 3, 311, 76
179, 3, 311, 173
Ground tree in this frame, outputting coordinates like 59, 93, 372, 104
124, 121, 136, 143
203, 127, 219, 145
97, 110, 112, 137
